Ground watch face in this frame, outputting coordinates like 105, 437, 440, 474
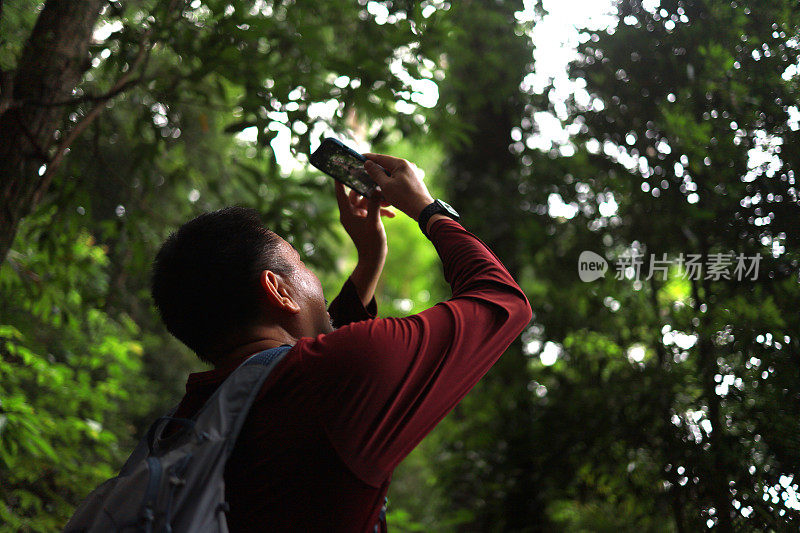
437, 200, 459, 218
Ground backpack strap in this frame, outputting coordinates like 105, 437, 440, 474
147, 344, 293, 456
117, 405, 179, 475
191, 344, 292, 451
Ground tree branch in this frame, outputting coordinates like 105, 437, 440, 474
0, 67, 12, 116
18, 77, 143, 108
34, 34, 152, 205
33, 0, 185, 205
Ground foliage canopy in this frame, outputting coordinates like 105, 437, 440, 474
1, 0, 798, 531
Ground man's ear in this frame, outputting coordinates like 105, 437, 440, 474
259, 270, 301, 314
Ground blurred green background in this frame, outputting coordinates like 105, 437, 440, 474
1, 0, 799, 530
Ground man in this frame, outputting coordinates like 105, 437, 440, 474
150, 152, 532, 531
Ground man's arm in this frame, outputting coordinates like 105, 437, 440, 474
332, 180, 394, 310
348, 247, 385, 308
326, 275, 378, 329
298, 154, 532, 487
344, 205, 446, 307
304, 216, 531, 486
328, 167, 446, 321
325, 181, 392, 328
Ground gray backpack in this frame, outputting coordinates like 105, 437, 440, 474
63, 344, 292, 533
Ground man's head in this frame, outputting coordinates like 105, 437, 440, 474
151, 206, 333, 365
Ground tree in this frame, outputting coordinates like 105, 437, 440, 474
422, 0, 552, 530
4, 0, 798, 530
523, 0, 800, 529
0, 2, 452, 529
0, 0, 438, 263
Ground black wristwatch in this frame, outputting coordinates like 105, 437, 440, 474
418, 199, 460, 238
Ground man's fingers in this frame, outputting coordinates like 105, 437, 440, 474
335, 181, 348, 210
362, 154, 397, 185
363, 153, 403, 170
349, 189, 371, 213
373, 188, 388, 204
363, 163, 389, 186
338, 180, 393, 219
336, 181, 359, 217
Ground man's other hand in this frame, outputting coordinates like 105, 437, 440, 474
335, 181, 394, 262
335, 181, 394, 307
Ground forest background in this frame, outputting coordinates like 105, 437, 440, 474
1, 0, 799, 531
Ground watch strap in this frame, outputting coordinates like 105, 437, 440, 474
418, 199, 459, 239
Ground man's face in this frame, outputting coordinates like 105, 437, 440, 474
278, 239, 334, 335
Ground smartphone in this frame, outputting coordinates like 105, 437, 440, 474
309, 138, 385, 198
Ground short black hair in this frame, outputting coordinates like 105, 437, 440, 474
151, 206, 294, 364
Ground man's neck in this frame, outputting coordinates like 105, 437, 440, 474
215, 329, 298, 368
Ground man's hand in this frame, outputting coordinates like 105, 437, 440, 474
335, 181, 395, 307
362, 153, 435, 220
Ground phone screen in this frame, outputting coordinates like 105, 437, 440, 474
309, 139, 380, 198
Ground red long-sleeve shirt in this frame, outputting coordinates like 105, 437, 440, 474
170, 218, 532, 532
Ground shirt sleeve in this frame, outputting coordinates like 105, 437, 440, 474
299, 218, 533, 487
327, 276, 378, 328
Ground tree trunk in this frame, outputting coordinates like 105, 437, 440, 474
435, 1, 545, 528
691, 273, 734, 532
0, 0, 104, 263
